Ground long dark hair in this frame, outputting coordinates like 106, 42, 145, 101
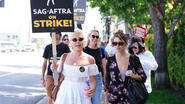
128, 43, 146, 54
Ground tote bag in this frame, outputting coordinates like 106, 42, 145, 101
128, 55, 148, 104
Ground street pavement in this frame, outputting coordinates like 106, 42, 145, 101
36, 91, 105, 104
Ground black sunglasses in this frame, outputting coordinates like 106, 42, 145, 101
91, 35, 99, 39
112, 42, 124, 46
132, 47, 138, 49
64, 39, 69, 41
72, 37, 84, 42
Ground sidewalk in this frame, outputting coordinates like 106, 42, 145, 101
36, 92, 105, 104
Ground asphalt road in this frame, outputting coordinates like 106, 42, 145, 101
0, 52, 46, 104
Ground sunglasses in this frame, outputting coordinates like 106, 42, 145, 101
64, 39, 69, 41
112, 42, 124, 46
72, 37, 84, 42
132, 47, 138, 49
91, 35, 99, 39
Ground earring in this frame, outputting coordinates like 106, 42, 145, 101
71, 46, 73, 50
83, 46, 85, 50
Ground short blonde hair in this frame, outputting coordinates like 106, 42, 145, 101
70, 29, 85, 41
86, 29, 100, 48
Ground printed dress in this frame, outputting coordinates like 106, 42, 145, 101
55, 63, 99, 104
104, 55, 147, 104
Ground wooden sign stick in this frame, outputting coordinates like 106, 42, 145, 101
51, 32, 58, 86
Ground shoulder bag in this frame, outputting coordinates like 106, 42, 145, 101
127, 55, 148, 104
51, 53, 67, 101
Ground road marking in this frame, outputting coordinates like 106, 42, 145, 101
0, 73, 15, 78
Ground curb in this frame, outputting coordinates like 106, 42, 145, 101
36, 96, 47, 104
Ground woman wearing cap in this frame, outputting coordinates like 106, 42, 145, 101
83, 30, 106, 104
50, 29, 99, 104
128, 35, 158, 93
104, 30, 147, 104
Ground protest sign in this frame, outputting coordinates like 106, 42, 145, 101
30, 0, 74, 33
134, 25, 146, 40
30, 0, 74, 86
73, 0, 86, 24
117, 20, 126, 34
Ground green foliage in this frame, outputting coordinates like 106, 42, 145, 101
145, 34, 154, 54
146, 78, 185, 104
167, 19, 185, 88
87, 0, 184, 32
36, 39, 45, 49
164, 0, 185, 31
87, 0, 152, 26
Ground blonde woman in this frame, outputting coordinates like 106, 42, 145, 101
83, 30, 106, 104
51, 29, 99, 104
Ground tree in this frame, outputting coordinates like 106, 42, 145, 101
36, 39, 45, 49
87, 0, 185, 89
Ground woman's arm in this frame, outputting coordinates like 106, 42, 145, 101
102, 57, 106, 83
141, 51, 158, 71
87, 55, 97, 98
89, 75, 97, 97
126, 56, 147, 82
105, 90, 109, 104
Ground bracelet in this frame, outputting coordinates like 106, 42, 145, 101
41, 78, 44, 80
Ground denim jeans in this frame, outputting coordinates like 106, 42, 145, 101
87, 73, 103, 104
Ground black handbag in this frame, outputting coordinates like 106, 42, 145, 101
128, 55, 148, 104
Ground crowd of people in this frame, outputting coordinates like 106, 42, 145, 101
41, 29, 158, 104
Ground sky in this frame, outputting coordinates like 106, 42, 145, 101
0, 0, 103, 38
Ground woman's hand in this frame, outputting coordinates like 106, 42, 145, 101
41, 79, 45, 87
126, 70, 143, 81
87, 88, 94, 98
126, 70, 135, 78
50, 61, 58, 72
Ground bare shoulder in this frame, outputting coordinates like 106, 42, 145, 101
60, 53, 69, 60
83, 53, 95, 65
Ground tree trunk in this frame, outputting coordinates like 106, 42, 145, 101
148, 2, 171, 89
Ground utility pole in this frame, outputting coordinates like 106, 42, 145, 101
105, 17, 111, 43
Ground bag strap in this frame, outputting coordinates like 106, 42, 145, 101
128, 55, 134, 81
99, 47, 102, 59
128, 54, 134, 70
60, 53, 67, 72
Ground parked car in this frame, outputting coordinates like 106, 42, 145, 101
1, 45, 10, 53
24, 44, 36, 52
14, 45, 22, 52
8, 45, 16, 52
